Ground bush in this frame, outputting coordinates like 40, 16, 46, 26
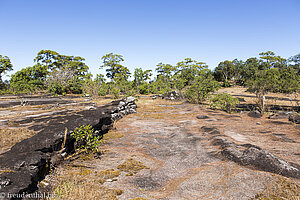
48, 81, 64, 95
210, 93, 239, 113
185, 70, 220, 104
138, 83, 149, 94
71, 124, 101, 153
111, 87, 120, 99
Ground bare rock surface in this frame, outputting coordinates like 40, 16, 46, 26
62, 98, 300, 200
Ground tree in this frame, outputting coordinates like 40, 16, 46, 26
10, 64, 48, 92
0, 55, 13, 85
259, 51, 286, 69
239, 57, 260, 85
34, 50, 62, 71
214, 60, 235, 83
175, 58, 207, 86
100, 53, 130, 81
35, 50, 90, 79
185, 69, 220, 104
156, 63, 175, 84
288, 53, 300, 76
244, 51, 300, 113
133, 68, 152, 93
247, 68, 279, 113
34, 50, 90, 94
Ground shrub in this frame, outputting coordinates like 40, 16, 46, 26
210, 93, 239, 113
185, 70, 220, 104
111, 87, 120, 99
71, 124, 101, 153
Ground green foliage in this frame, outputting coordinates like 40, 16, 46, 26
185, 70, 220, 104
124, 89, 137, 98
133, 68, 152, 93
111, 87, 120, 99
48, 81, 64, 95
0, 55, 13, 88
35, 50, 90, 79
71, 124, 101, 153
100, 53, 130, 81
10, 64, 47, 93
210, 93, 239, 113
33, 50, 90, 95
156, 63, 175, 84
175, 58, 208, 86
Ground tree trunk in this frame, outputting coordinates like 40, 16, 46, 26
257, 89, 266, 114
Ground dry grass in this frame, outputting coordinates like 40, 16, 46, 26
251, 178, 300, 200
0, 169, 15, 174
117, 158, 149, 176
130, 198, 149, 200
0, 127, 36, 152
102, 129, 124, 141
48, 165, 122, 200
134, 98, 184, 120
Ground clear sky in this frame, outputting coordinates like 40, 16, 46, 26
1, 0, 300, 80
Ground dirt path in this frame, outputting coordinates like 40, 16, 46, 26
48, 98, 299, 200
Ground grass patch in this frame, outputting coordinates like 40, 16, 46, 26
50, 180, 122, 200
96, 169, 120, 180
102, 129, 124, 141
0, 169, 15, 174
0, 127, 36, 152
117, 158, 149, 176
49, 166, 122, 200
251, 178, 300, 200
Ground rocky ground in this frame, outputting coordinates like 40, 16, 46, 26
0, 95, 112, 154
43, 97, 300, 200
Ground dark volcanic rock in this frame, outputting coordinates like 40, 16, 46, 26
289, 114, 300, 124
248, 111, 262, 118
221, 146, 300, 178
201, 126, 300, 179
268, 111, 294, 119
196, 115, 209, 119
0, 97, 137, 199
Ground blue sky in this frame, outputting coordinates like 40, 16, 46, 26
1, 0, 300, 80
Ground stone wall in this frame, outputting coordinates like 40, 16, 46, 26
0, 97, 137, 199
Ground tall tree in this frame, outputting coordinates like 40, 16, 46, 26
0, 55, 13, 84
133, 68, 152, 88
100, 53, 130, 81
214, 60, 235, 83
175, 58, 207, 86
259, 51, 286, 69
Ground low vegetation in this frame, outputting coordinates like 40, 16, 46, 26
117, 158, 149, 176
210, 93, 240, 113
46, 156, 125, 200
252, 178, 300, 200
71, 124, 102, 153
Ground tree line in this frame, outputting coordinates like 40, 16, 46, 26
0, 50, 299, 112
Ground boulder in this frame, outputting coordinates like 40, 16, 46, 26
289, 114, 300, 124
196, 115, 209, 119
222, 145, 300, 178
248, 111, 262, 118
162, 91, 184, 100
